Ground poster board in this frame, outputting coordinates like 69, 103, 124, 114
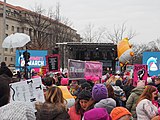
85, 61, 103, 78
68, 59, 85, 80
10, 78, 45, 104
143, 52, 160, 76
58, 86, 75, 108
133, 64, 148, 86
46, 54, 60, 72
126, 65, 134, 78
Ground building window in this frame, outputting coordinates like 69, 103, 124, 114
22, 27, 24, 33
5, 57, 7, 61
29, 28, 32, 36
12, 26, 14, 31
6, 24, 9, 30
10, 48, 13, 53
5, 48, 8, 51
11, 57, 13, 62
17, 27, 19, 32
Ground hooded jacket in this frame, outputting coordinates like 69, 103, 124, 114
36, 102, 70, 120
126, 86, 145, 118
136, 99, 158, 120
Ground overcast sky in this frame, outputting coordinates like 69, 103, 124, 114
6, 0, 160, 44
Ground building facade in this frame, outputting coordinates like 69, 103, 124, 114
0, 1, 81, 66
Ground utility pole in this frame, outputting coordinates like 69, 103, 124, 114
2, 0, 6, 62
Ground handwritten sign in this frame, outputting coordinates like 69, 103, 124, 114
10, 78, 45, 104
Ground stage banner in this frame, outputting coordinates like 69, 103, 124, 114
133, 64, 148, 86
68, 59, 85, 80
85, 61, 103, 78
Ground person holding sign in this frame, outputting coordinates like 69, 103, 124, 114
0, 75, 36, 120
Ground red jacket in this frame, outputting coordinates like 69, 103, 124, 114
68, 106, 81, 120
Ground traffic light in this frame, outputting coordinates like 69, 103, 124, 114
23, 51, 30, 63
52, 45, 59, 54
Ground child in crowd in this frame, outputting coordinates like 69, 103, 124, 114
110, 107, 132, 120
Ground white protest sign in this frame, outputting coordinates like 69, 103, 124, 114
10, 78, 45, 103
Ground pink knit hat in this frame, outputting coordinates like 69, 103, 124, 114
85, 76, 92, 81
60, 78, 69, 85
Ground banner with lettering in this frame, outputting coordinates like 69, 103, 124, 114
68, 59, 85, 80
46, 54, 60, 72
16, 50, 48, 69
133, 64, 148, 86
85, 61, 103, 78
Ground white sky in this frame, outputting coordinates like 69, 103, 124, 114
5, 0, 160, 44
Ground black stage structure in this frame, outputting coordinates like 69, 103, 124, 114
56, 42, 117, 74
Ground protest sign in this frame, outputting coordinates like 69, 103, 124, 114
10, 78, 45, 104
85, 61, 103, 78
46, 54, 60, 72
58, 86, 75, 108
68, 59, 85, 80
133, 64, 148, 86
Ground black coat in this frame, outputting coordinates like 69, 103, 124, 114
0, 66, 13, 78
36, 102, 70, 120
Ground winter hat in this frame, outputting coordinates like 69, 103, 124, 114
83, 108, 111, 120
91, 76, 99, 82
92, 84, 108, 102
110, 107, 132, 120
0, 101, 36, 120
60, 78, 69, 85
85, 76, 92, 81
115, 80, 122, 86
81, 82, 92, 90
94, 98, 116, 114
78, 90, 92, 100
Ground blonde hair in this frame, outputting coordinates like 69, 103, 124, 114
45, 86, 67, 109
106, 75, 116, 85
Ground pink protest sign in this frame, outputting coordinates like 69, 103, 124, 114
85, 61, 103, 78
133, 64, 148, 86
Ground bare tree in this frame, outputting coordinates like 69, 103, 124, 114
107, 22, 136, 44
130, 41, 160, 64
130, 44, 147, 64
82, 23, 107, 43
21, 5, 53, 50
51, 3, 75, 44
147, 38, 160, 51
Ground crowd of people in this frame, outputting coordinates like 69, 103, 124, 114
0, 61, 160, 120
